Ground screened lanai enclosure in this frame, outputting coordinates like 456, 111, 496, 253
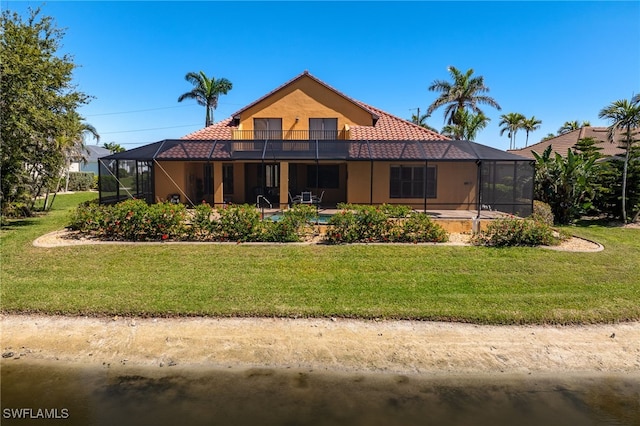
99, 139, 534, 217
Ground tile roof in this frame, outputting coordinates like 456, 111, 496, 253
182, 117, 234, 140
181, 71, 449, 142
351, 102, 448, 141
509, 127, 627, 159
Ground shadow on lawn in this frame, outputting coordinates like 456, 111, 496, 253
572, 218, 630, 228
0, 218, 40, 229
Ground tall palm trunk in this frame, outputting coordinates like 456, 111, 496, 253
621, 126, 631, 223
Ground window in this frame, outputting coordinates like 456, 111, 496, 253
223, 164, 234, 195
306, 165, 339, 188
309, 118, 338, 140
264, 164, 279, 189
254, 118, 282, 139
390, 165, 436, 198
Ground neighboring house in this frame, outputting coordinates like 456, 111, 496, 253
70, 145, 112, 174
99, 71, 534, 216
509, 127, 626, 160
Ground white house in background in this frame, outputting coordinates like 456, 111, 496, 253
70, 145, 112, 174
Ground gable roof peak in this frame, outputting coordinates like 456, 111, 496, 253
231, 71, 378, 123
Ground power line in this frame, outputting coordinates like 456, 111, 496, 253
84, 102, 246, 117
85, 104, 195, 117
100, 123, 201, 135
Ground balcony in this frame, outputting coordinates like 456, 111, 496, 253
232, 129, 349, 140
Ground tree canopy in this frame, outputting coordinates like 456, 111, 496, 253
426, 66, 501, 126
1, 7, 92, 209
598, 96, 640, 222
177, 71, 232, 127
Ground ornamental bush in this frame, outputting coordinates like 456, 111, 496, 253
531, 200, 554, 226
324, 205, 448, 244
471, 217, 557, 247
212, 204, 262, 242
69, 199, 186, 241
66, 172, 94, 191
392, 213, 449, 243
261, 204, 318, 242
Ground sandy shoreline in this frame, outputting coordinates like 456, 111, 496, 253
2, 314, 638, 375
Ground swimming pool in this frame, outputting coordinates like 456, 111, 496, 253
265, 212, 333, 224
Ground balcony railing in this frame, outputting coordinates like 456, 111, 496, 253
232, 129, 349, 140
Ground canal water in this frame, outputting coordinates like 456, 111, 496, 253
2, 361, 638, 426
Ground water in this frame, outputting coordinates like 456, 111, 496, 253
2, 362, 639, 426
266, 213, 333, 224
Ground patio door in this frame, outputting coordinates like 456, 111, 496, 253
245, 163, 280, 204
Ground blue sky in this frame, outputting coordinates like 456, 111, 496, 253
4, 1, 640, 151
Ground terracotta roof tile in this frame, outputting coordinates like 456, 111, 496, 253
182, 117, 235, 140
180, 72, 450, 143
509, 127, 627, 159
351, 102, 449, 141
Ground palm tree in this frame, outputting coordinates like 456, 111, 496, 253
426, 66, 501, 126
103, 142, 125, 153
598, 96, 640, 222
441, 109, 490, 140
521, 116, 542, 147
499, 113, 525, 150
557, 120, 591, 135
178, 71, 233, 127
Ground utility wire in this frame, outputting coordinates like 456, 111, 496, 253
100, 123, 201, 135
84, 102, 245, 117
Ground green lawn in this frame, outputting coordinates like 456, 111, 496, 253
1, 192, 639, 324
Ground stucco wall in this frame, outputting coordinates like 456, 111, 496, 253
155, 161, 185, 203
347, 161, 478, 209
237, 75, 374, 136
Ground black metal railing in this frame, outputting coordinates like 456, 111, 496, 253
232, 129, 348, 140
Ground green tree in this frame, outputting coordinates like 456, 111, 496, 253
522, 116, 542, 147
103, 142, 125, 153
178, 71, 232, 127
598, 96, 640, 222
557, 120, 591, 135
0, 7, 91, 210
409, 112, 437, 132
499, 113, 526, 150
441, 109, 490, 140
426, 66, 501, 127
533, 146, 597, 224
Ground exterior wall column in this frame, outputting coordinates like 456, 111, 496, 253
279, 161, 289, 209
213, 162, 224, 206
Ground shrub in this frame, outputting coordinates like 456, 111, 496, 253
66, 172, 95, 191
261, 204, 318, 243
1, 201, 32, 218
189, 203, 217, 240
325, 205, 389, 243
99, 175, 118, 192
532, 200, 554, 226
69, 198, 186, 241
471, 217, 557, 247
380, 204, 413, 218
392, 213, 448, 243
325, 205, 448, 244
213, 204, 262, 242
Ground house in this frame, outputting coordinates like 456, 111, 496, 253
70, 145, 112, 174
508, 127, 626, 160
99, 71, 534, 216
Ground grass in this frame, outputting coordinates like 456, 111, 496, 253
1, 192, 639, 324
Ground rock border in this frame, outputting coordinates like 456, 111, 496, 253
33, 229, 603, 252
